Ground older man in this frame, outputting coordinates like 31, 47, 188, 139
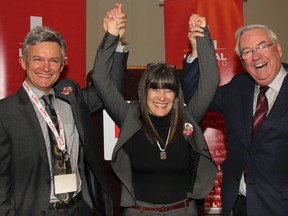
182, 20, 288, 216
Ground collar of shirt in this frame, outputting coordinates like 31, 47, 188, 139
186, 54, 196, 64
254, 65, 287, 95
266, 65, 287, 92
25, 80, 55, 102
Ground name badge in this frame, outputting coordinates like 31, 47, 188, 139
54, 173, 77, 194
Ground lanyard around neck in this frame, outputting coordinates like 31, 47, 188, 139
22, 80, 66, 151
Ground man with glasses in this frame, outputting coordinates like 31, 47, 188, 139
182, 23, 288, 216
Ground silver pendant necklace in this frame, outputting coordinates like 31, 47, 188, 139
156, 127, 171, 160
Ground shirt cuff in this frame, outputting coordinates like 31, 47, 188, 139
186, 54, 196, 63
116, 42, 129, 53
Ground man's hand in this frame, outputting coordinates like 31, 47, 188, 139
188, 14, 206, 58
103, 3, 127, 39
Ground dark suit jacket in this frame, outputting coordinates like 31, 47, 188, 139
0, 50, 128, 215
183, 59, 288, 215
93, 30, 219, 207
182, 57, 200, 104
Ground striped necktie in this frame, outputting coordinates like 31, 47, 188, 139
253, 86, 269, 138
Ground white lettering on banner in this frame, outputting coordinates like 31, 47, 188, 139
183, 40, 228, 67
19, 16, 43, 58
214, 40, 228, 67
30, 16, 42, 30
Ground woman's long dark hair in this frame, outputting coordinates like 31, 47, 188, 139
138, 63, 185, 145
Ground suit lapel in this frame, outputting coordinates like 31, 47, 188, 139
243, 81, 256, 147
18, 87, 50, 170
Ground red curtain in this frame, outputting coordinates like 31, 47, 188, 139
0, 0, 86, 98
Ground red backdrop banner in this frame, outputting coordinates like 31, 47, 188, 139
0, 0, 86, 99
164, 0, 244, 213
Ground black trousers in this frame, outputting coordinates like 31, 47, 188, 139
232, 195, 247, 216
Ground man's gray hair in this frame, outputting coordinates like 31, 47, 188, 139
235, 24, 278, 57
22, 26, 66, 62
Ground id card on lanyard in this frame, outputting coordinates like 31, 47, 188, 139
22, 80, 77, 193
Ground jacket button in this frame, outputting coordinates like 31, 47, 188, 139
247, 151, 254, 155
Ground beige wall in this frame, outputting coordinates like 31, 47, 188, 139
243, 0, 288, 61
86, 0, 288, 73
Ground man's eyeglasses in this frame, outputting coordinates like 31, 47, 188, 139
146, 62, 176, 69
240, 43, 275, 60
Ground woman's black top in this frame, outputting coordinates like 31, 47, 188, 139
123, 113, 191, 204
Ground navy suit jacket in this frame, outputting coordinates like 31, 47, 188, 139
182, 57, 200, 104
0, 50, 128, 216
183, 59, 288, 216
